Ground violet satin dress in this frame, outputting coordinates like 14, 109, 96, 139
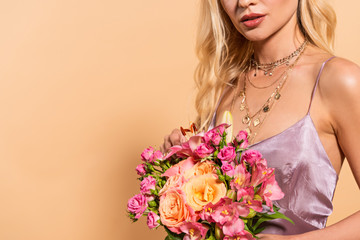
209, 57, 338, 235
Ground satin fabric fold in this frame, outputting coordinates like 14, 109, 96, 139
250, 115, 338, 234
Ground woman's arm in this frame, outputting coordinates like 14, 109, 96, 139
259, 58, 360, 240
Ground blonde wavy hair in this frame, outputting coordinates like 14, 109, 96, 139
194, 0, 337, 130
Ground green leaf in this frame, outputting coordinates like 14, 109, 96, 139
200, 220, 212, 226
252, 216, 274, 230
150, 189, 158, 195
272, 210, 294, 225
205, 235, 216, 240
252, 211, 294, 230
148, 200, 157, 208
225, 175, 232, 181
264, 210, 294, 224
244, 223, 251, 232
253, 226, 265, 234
218, 175, 225, 182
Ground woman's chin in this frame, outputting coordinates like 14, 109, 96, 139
242, 32, 270, 43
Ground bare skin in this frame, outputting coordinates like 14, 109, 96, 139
163, 0, 360, 239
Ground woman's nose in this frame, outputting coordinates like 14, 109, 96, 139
237, 0, 258, 8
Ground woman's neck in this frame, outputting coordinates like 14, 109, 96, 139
253, 15, 305, 64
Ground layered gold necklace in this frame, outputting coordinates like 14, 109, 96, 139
231, 41, 307, 144
251, 40, 308, 77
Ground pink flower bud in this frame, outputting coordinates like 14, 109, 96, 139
141, 147, 163, 164
141, 147, 154, 162
195, 143, 214, 159
135, 164, 147, 176
140, 176, 157, 195
203, 129, 222, 145
150, 150, 163, 162
147, 211, 160, 229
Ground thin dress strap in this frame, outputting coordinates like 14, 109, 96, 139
307, 56, 336, 114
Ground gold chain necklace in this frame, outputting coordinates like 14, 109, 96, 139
251, 40, 308, 77
246, 68, 288, 89
231, 43, 306, 144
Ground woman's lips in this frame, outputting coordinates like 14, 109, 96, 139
240, 14, 266, 28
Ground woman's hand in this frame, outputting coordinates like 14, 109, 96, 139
161, 129, 186, 153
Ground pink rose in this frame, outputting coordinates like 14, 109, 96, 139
147, 211, 160, 229
127, 194, 148, 219
203, 129, 222, 145
210, 123, 230, 135
141, 147, 163, 163
141, 147, 155, 162
218, 146, 236, 162
136, 163, 147, 176
241, 150, 262, 166
140, 176, 157, 195
180, 222, 209, 240
221, 162, 235, 177
235, 131, 248, 149
195, 143, 214, 159
150, 150, 163, 162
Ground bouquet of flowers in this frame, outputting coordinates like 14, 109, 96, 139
127, 123, 292, 240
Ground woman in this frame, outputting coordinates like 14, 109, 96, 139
163, 0, 360, 239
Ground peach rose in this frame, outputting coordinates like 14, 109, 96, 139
184, 160, 216, 180
159, 188, 196, 234
159, 175, 186, 196
183, 174, 227, 212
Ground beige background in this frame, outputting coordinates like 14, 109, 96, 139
0, 0, 359, 240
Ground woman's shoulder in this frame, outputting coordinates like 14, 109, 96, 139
317, 56, 360, 124
318, 56, 360, 97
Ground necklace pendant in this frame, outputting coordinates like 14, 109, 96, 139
239, 103, 246, 111
239, 91, 245, 97
263, 105, 270, 113
242, 115, 250, 124
274, 92, 281, 100
264, 71, 268, 75
269, 72, 273, 76
245, 127, 251, 136
253, 118, 260, 127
